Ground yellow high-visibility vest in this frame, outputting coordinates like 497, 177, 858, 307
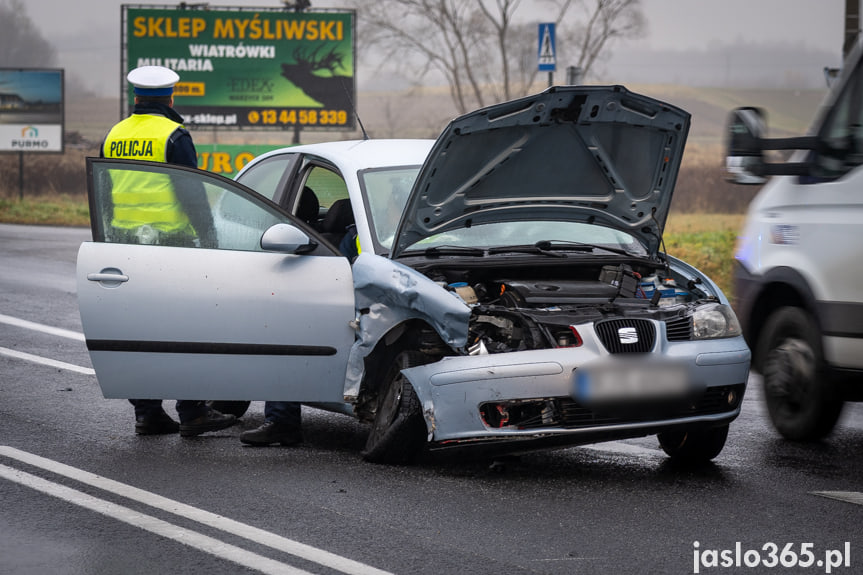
103, 115, 193, 233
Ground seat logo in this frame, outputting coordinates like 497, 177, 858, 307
618, 326, 638, 344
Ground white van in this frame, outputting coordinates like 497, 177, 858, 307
726, 41, 863, 440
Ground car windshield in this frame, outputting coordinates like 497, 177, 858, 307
360, 167, 648, 257
403, 221, 649, 256
360, 166, 421, 251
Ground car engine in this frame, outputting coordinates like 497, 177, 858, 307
409, 258, 715, 355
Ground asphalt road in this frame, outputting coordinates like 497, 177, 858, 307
1, 223, 861, 575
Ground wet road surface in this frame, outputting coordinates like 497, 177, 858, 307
1, 223, 861, 575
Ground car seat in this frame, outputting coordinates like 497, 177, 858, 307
319, 198, 355, 248
296, 186, 320, 227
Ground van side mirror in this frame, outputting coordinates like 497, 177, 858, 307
725, 107, 768, 185
725, 106, 823, 183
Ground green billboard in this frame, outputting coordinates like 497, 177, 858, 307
123, 5, 355, 130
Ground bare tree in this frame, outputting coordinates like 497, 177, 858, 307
359, 1, 489, 113
355, 0, 643, 113
569, 0, 645, 76
0, 0, 57, 67
476, 0, 522, 102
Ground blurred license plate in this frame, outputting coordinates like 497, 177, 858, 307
574, 359, 689, 404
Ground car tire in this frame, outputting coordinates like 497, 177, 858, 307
205, 400, 251, 419
362, 350, 428, 464
758, 307, 843, 440
658, 425, 729, 462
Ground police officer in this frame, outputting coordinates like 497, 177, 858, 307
102, 65, 216, 248
101, 65, 235, 437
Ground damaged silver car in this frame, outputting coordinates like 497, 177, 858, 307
78, 85, 750, 464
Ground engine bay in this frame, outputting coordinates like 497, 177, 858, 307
409, 256, 715, 354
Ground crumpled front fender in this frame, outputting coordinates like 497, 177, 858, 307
343, 252, 470, 400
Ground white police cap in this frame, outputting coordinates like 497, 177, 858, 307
127, 66, 179, 96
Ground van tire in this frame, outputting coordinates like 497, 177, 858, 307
758, 307, 843, 440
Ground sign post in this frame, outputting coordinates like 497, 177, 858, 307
538, 23, 556, 87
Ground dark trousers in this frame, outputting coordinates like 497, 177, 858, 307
265, 402, 301, 428
130, 399, 208, 423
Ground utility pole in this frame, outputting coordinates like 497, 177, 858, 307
843, 0, 860, 60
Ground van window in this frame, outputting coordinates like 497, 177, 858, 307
815, 55, 863, 178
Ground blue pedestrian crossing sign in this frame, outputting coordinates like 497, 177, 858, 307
538, 23, 556, 72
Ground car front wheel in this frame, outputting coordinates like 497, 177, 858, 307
658, 425, 729, 462
362, 350, 429, 464
758, 307, 842, 440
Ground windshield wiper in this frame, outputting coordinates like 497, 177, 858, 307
422, 245, 486, 257
535, 239, 637, 257
487, 241, 572, 258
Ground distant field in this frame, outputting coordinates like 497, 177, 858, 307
65, 83, 828, 147
6, 83, 815, 203
630, 84, 826, 145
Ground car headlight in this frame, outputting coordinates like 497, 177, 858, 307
691, 303, 742, 339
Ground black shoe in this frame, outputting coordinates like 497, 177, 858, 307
240, 420, 302, 446
179, 409, 237, 437
135, 411, 180, 435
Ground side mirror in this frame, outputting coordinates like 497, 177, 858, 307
725, 107, 767, 185
260, 223, 317, 254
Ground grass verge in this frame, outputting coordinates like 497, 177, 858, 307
664, 214, 743, 301
0, 196, 90, 227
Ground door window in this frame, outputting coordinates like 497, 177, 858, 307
88, 158, 291, 252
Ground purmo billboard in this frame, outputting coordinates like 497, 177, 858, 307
0, 68, 64, 153
122, 5, 356, 130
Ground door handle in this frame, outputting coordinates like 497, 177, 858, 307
87, 271, 129, 283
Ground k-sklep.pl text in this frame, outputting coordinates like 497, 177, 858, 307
693, 541, 851, 573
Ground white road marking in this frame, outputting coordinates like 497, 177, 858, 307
0, 313, 93, 374
0, 346, 95, 376
0, 313, 85, 341
0, 464, 312, 575
0, 446, 393, 575
811, 491, 863, 506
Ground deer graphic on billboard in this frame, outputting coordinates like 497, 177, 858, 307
280, 45, 354, 111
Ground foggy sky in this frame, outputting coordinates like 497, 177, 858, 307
19, 0, 848, 95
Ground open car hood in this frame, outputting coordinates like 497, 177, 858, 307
392, 86, 690, 258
